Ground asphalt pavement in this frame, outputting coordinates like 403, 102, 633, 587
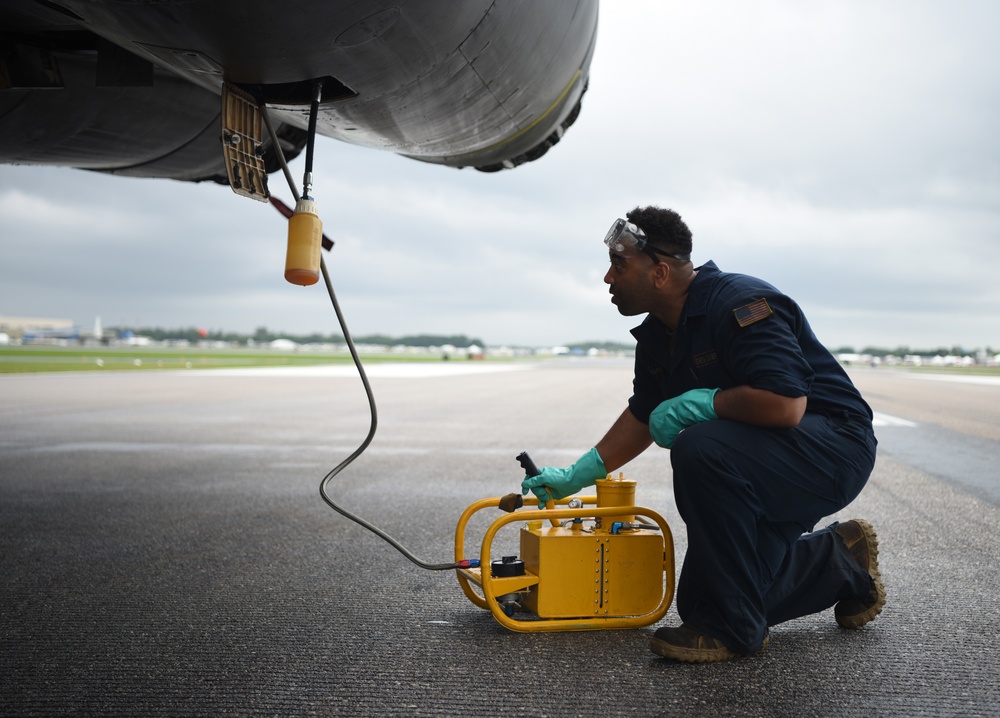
2, 360, 998, 717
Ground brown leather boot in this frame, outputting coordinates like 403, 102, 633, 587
650, 624, 768, 663
834, 519, 886, 628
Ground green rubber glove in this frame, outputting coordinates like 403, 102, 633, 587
520, 447, 607, 504
649, 388, 719, 448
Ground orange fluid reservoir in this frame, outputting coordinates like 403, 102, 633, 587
284, 198, 322, 285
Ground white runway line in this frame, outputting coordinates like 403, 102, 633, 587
899, 372, 1000, 387
180, 362, 538, 378
872, 412, 918, 428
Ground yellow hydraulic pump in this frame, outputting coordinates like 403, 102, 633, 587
454, 469, 675, 632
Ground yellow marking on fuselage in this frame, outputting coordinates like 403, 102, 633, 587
450, 68, 582, 159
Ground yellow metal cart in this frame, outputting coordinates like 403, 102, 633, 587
455, 476, 675, 632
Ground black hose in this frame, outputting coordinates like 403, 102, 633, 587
300, 82, 322, 198
261, 91, 467, 572
316, 257, 465, 571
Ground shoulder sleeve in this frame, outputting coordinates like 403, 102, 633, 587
714, 290, 814, 398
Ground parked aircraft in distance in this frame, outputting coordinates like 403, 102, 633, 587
0, 1, 598, 199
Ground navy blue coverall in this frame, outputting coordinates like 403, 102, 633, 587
629, 261, 878, 654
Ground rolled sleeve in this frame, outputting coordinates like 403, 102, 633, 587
715, 293, 813, 398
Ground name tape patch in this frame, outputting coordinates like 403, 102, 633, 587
693, 350, 719, 368
733, 298, 774, 328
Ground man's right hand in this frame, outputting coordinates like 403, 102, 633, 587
520, 447, 607, 504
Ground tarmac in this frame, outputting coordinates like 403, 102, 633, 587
2, 360, 998, 717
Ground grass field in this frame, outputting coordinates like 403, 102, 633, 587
2, 344, 998, 377
0, 345, 459, 374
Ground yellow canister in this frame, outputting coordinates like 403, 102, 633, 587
595, 473, 636, 526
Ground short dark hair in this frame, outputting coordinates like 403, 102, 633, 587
626, 206, 693, 258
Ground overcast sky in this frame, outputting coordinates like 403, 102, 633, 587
2, 0, 998, 350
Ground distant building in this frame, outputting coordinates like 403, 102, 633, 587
0, 315, 76, 343
269, 338, 298, 350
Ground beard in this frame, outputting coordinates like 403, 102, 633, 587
610, 292, 644, 316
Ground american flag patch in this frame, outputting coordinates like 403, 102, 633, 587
733, 298, 773, 327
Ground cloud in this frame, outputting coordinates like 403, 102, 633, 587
1, 0, 999, 349
0, 187, 138, 240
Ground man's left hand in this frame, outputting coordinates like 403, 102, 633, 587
649, 388, 719, 448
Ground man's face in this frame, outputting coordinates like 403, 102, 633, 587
604, 247, 657, 316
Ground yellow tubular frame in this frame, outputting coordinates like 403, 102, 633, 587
454, 496, 675, 632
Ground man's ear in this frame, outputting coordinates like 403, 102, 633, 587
651, 261, 670, 288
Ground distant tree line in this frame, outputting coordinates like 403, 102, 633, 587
831, 345, 995, 357
566, 341, 636, 352
124, 329, 990, 355
553, 342, 996, 357
134, 326, 486, 348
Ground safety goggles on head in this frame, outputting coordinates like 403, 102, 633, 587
603, 218, 690, 262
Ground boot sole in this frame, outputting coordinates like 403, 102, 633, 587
649, 633, 768, 663
650, 637, 737, 663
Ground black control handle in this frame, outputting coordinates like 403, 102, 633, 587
516, 451, 558, 525
516, 451, 540, 477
